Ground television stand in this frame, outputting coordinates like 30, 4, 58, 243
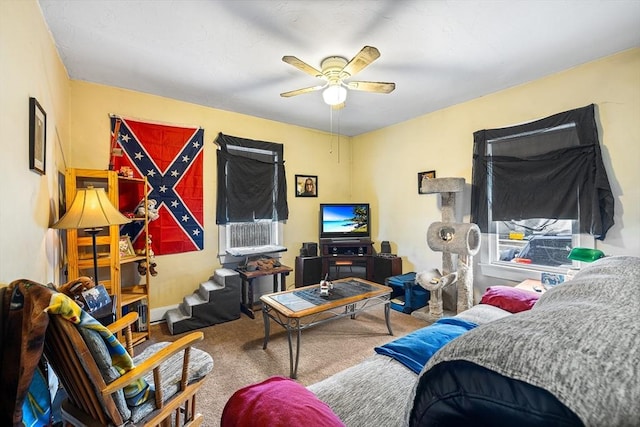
320, 239, 374, 281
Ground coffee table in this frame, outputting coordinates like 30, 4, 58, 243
260, 277, 393, 378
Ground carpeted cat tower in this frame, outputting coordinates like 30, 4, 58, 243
412, 177, 481, 322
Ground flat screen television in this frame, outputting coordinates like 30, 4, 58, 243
319, 203, 370, 240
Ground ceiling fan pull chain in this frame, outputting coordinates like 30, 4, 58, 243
329, 104, 334, 155
336, 109, 341, 164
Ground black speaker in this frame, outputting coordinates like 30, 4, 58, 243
380, 241, 392, 254
302, 242, 318, 257
295, 256, 322, 287
373, 256, 402, 284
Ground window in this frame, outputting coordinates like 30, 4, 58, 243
471, 105, 614, 278
215, 133, 288, 259
492, 218, 577, 273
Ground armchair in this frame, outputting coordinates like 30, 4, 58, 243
2, 280, 213, 426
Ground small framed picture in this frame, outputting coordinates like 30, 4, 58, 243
418, 170, 436, 194
29, 97, 46, 175
119, 235, 136, 258
295, 174, 318, 197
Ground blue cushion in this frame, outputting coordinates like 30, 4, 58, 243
374, 317, 477, 374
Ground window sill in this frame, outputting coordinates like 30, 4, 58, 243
479, 261, 571, 282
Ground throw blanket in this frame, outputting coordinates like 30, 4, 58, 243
21, 362, 51, 427
374, 317, 477, 374
45, 293, 151, 407
1, 280, 54, 426
418, 256, 640, 426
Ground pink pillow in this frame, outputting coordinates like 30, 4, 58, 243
220, 376, 345, 427
480, 285, 540, 313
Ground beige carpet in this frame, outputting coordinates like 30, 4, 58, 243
145, 306, 427, 426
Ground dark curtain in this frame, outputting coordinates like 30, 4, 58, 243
471, 104, 614, 240
215, 133, 288, 224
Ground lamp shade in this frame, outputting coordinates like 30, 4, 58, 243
322, 85, 347, 106
52, 186, 131, 230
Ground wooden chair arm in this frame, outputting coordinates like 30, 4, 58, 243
101, 331, 204, 396
107, 312, 138, 335
106, 312, 138, 356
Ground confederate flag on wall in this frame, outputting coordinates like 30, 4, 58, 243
111, 116, 204, 255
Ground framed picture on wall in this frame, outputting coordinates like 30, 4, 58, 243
295, 174, 318, 197
418, 170, 436, 194
29, 97, 46, 175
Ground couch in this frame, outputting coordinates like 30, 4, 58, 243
222, 256, 640, 427
307, 302, 512, 426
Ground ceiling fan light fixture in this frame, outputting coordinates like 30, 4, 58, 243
322, 85, 347, 106
282, 46, 393, 107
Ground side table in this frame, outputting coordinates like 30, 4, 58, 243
237, 265, 293, 319
515, 279, 546, 294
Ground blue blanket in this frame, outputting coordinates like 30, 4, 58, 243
374, 317, 477, 374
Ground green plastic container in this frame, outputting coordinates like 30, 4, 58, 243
567, 247, 605, 263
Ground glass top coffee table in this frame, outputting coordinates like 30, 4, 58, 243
260, 277, 393, 378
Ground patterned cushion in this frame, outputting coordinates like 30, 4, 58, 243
129, 342, 214, 423
79, 330, 213, 423
78, 327, 131, 419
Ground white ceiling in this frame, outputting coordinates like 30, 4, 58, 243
38, 0, 640, 136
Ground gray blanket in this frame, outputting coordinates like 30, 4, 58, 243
417, 256, 640, 426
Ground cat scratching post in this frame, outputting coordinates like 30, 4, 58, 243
413, 178, 481, 321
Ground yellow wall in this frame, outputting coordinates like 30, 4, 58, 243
69, 82, 353, 307
0, 0, 70, 285
354, 48, 640, 291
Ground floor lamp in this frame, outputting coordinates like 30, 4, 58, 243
52, 186, 131, 284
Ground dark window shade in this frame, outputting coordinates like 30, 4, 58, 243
215, 133, 288, 224
471, 104, 614, 240
489, 123, 580, 157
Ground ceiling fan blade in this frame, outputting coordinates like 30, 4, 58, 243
346, 81, 395, 93
282, 55, 324, 79
280, 84, 325, 98
340, 46, 381, 79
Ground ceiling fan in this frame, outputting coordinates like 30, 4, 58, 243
280, 45, 395, 108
